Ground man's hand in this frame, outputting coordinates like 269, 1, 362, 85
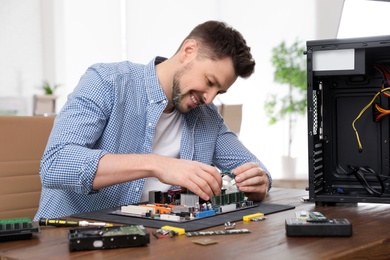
154, 157, 222, 201
94, 154, 222, 201
232, 162, 270, 201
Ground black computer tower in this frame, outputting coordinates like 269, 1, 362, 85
306, 35, 390, 205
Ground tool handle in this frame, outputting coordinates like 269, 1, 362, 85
39, 218, 79, 227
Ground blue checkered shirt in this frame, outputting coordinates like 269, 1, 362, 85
34, 57, 272, 220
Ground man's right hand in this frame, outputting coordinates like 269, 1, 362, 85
153, 156, 222, 201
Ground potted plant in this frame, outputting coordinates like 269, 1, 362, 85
264, 40, 307, 178
40, 80, 61, 95
34, 80, 61, 116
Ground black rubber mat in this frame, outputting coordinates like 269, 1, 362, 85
71, 203, 295, 231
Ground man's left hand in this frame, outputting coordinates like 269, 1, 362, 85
232, 162, 270, 201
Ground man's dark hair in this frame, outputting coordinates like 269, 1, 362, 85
178, 20, 255, 78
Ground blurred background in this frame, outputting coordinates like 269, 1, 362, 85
1, 0, 388, 184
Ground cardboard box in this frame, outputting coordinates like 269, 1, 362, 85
217, 103, 242, 135
0, 116, 54, 219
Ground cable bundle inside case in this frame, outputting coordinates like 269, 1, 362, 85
347, 165, 386, 197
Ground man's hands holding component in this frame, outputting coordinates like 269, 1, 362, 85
95, 154, 269, 202
155, 158, 269, 202
232, 162, 269, 201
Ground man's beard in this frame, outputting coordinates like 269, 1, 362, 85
171, 62, 193, 113
171, 74, 183, 112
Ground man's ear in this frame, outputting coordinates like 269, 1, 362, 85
179, 39, 198, 62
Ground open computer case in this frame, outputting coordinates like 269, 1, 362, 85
306, 35, 390, 205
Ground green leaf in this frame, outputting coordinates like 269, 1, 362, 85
264, 39, 307, 124
39, 80, 61, 95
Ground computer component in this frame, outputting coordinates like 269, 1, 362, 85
68, 225, 150, 251
307, 211, 327, 222
306, 35, 390, 205
0, 217, 39, 242
285, 218, 352, 237
185, 229, 251, 237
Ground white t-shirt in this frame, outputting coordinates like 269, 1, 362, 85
140, 109, 183, 202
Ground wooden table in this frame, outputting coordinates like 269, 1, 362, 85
1, 188, 389, 259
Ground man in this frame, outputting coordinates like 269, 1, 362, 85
34, 20, 271, 220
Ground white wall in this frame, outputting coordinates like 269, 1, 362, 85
0, 0, 345, 179
55, 0, 124, 110
0, 0, 43, 115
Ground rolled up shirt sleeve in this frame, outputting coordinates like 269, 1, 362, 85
40, 65, 113, 194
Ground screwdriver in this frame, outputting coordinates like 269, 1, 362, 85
39, 218, 113, 227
